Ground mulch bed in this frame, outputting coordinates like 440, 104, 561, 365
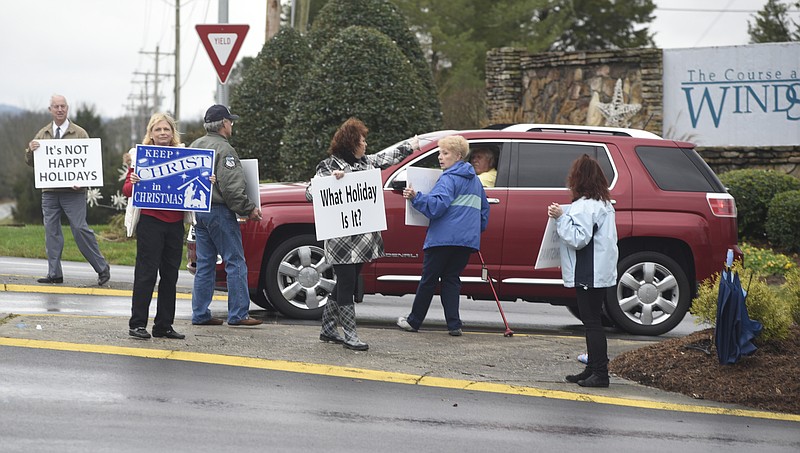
610, 325, 800, 415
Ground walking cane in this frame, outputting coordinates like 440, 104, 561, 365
477, 251, 514, 337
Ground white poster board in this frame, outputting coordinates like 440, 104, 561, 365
405, 167, 442, 226
534, 205, 570, 270
662, 42, 800, 146
310, 168, 386, 241
241, 159, 260, 209
32, 138, 104, 188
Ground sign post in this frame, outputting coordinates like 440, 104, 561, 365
195, 24, 250, 84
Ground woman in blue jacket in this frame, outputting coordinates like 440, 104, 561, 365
548, 154, 618, 388
398, 135, 490, 336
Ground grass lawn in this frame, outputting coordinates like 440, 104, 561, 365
0, 224, 189, 269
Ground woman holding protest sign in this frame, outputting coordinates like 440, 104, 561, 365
307, 117, 418, 351
123, 112, 214, 340
547, 154, 618, 388
397, 135, 489, 336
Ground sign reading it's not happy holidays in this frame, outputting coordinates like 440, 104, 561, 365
132, 144, 215, 212
33, 138, 104, 189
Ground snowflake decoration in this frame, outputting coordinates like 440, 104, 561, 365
596, 78, 641, 128
118, 163, 130, 182
111, 191, 127, 210
86, 188, 104, 208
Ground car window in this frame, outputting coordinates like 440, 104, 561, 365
412, 150, 442, 169
636, 146, 724, 192
467, 142, 503, 188
514, 142, 614, 188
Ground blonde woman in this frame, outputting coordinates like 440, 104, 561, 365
398, 135, 490, 336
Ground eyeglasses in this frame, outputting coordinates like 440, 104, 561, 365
226, 119, 234, 126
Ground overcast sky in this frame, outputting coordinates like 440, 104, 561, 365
3, 0, 797, 121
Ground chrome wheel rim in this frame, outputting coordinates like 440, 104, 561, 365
275, 244, 336, 310
616, 261, 680, 327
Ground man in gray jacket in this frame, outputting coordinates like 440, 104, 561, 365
190, 105, 263, 327
24, 94, 111, 286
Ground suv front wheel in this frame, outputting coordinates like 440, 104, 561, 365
607, 251, 691, 336
263, 234, 335, 320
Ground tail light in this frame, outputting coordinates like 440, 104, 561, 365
707, 193, 737, 217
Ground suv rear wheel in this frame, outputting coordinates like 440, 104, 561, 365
607, 251, 691, 336
264, 234, 335, 320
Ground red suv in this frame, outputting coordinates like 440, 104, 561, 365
223, 125, 740, 336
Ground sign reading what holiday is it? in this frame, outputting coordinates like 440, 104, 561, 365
33, 138, 104, 189
310, 168, 386, 241
132, 144, 215, 212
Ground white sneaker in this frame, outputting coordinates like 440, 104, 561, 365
396, 317, 417, 332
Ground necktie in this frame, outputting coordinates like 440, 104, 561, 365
55, 127, 61, 139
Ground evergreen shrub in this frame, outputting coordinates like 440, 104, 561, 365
719, 169, 800, 239
692, 262, 793, 342
766, 189, 800, 251
280, 26, 433, 181
231, 28, 313, 182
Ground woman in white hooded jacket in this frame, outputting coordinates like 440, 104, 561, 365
548, 154, 618, 388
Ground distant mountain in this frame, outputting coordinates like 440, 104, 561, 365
0, 104, 25, 116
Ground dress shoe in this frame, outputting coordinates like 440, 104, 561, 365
192, 317, 225, 326
129, 327, 151, 339
566, 367, 592, 383
229, 318, 263, 326
37, 276, 63, 284
578, 373, 610, 388
97, 266, 111, 286
152, 328, 186, 339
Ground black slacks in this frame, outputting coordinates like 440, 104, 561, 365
129, 215, 184, 332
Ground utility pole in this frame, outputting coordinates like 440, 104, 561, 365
267, 0, 280, 39
139, 47, 175, 113
295, 0, 310, 33
174, 0, 181, 121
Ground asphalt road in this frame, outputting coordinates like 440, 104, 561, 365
2, 256, 799, 450
3, 344, 799, 452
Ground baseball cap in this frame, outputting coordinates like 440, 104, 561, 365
204, 104, 240, 123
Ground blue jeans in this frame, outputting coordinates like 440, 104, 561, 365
192, 204, 251, 324
406, 246, 472, 331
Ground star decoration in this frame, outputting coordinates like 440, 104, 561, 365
86, 188, 103, 208
596, 78, 641, 128
118, 163, 129, 182
111, 191, 127, 211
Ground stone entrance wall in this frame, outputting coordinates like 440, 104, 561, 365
485, 47, 800, 176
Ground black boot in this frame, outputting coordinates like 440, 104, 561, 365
566, 367, 592, 383
320, 301, 345, 344
578, 373, 610, 388
339, 304, 368, 351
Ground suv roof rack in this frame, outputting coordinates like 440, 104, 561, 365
499, 123, 662, 139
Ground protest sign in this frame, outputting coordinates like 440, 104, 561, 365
33, 138, 103, 189
405, 167, 442, 226
534, 204, 570, 270
310, 168, 386, 241
241, 159, 260, 211
131, 145, 215, 212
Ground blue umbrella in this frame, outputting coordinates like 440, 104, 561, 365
715, 268, 763, 365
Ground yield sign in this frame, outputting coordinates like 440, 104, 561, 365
196, 24, 250, 84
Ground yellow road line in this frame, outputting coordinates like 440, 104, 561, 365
1, 337, 797, 423
1, 284, 226, 301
